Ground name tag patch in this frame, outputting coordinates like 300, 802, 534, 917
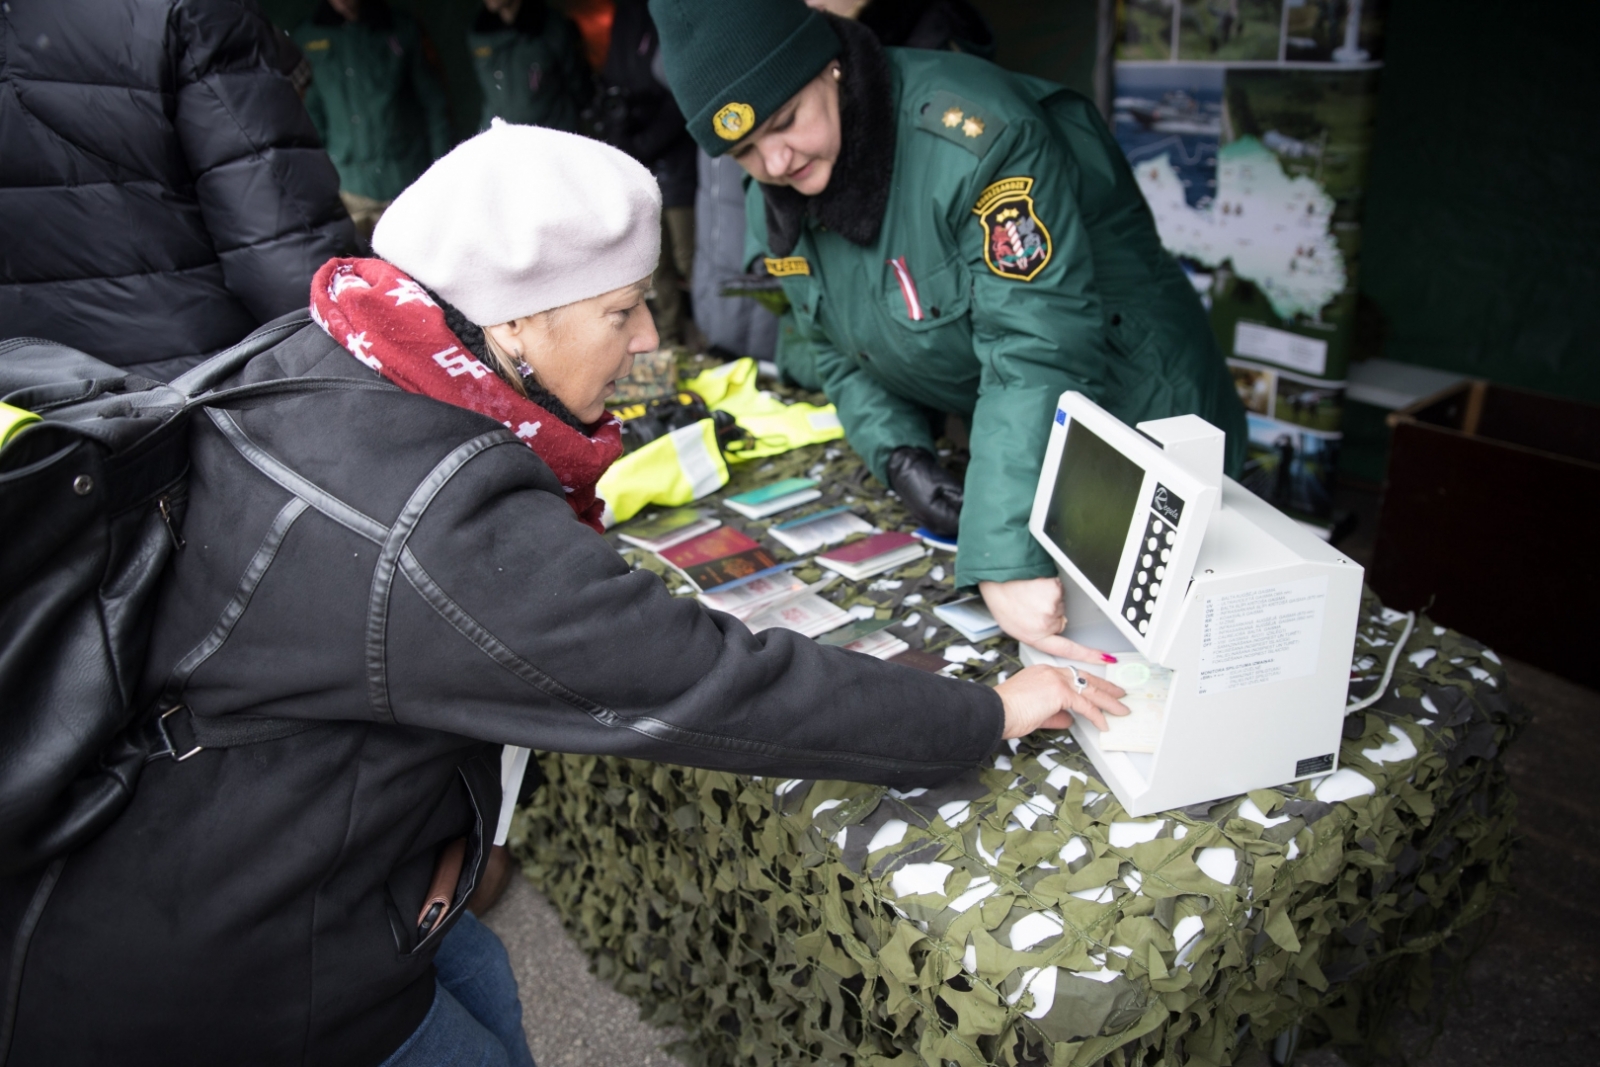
973, 176, 1052, 282
763, 256, 811, 278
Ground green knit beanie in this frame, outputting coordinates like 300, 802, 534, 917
649, 0, 841, 157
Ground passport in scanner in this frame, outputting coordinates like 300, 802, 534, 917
1020, 393, 1364, 816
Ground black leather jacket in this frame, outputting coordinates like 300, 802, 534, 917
2, 315, 1002, 1066
0, 0, 355, 379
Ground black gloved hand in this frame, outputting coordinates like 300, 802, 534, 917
886, 446, 964, 537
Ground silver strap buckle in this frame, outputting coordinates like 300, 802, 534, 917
156, 705, 204, 762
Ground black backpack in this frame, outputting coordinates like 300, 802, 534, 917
0, 315, 384, 879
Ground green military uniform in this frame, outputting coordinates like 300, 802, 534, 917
467, 2, 590, 132
294, 6, 453, 203
745, 49, 1247, 588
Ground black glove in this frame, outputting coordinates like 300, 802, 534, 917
886, 446, 964, 537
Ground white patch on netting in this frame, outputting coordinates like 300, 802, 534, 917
1196, 847, 1238, 886
1109, 820, 1165, 847
1008, 911, 1063, 951
867, 819, 908, 852
891, 862, 954, 898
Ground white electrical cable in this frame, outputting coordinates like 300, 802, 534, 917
1345, 611, 1416, 715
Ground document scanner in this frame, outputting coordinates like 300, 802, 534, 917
1019, 392, 1364, 816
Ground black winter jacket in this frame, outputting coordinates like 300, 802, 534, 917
0, 0, 356, 380
596, 0, 696, 207
2, 314, 1003, 1066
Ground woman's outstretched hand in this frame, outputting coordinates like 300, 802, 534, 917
979, 577, 1117, 665
994, 665, 1130, 740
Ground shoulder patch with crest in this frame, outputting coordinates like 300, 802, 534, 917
915, 90, 1004, 156
973, 177, 1051, 281
763, 256, 811, 278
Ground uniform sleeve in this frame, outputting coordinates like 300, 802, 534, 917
387, 441, 1004, 790
171, 0, 357, 324
811, 320, 937, 485
954, 118, 1111, 587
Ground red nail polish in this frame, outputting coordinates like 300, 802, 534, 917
1102, 653, 1118, 663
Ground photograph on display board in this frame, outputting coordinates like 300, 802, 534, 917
1113, 63, 1223, 215
1178, 0, 1283, 61
1119, 66, 1381, 387
1229, 362, 1275, 416
1119, 0, 1386, 65
1272, 370, 1344, 431
1203, 66, 1381, 381
1283, 0, 1386, 63
1240, 414, 1339, 518
1119, 0, 1182, 60
1114, 1, 1384, 524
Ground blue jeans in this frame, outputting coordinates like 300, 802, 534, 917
380, 912, 537, 1067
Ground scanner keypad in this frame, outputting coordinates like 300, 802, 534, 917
1121, 484, 1186, 636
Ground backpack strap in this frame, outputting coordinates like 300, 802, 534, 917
145, 704, 320, 763
168, 310, 316, 397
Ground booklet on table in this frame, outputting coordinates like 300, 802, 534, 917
745, 592, 852, 638
723, 478, 822, 520
815, 616, 893, 647
840, 629, 910, 659
1065, 653, 1173, 754
815, 531, 924, 581
816, 618, 910, 660
616, 508, 719, 552
768, 507, 875, 555
683, 551, 781, 591
932, 596, 1001, 643
659, 526, 778, 591
697, 571, 808, 619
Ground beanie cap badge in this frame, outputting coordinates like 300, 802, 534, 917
712, 102, 756, 142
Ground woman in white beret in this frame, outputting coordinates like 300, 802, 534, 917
2, 122, 1125, 1067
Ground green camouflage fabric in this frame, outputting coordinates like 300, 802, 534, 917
511, 355, 1520, 1066
611, 347, 682, 404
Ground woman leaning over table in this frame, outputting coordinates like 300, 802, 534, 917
650, 0, 1247, 662
1, 123, 1127, 1067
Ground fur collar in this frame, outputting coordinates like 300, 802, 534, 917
762, 16, 896, 258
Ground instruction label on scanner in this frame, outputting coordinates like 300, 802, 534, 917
1198, 577, 1327, 695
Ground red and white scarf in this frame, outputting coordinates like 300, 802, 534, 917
310, 258, 623, 532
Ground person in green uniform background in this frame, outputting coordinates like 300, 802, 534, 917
294, 0, 453, 243
761, 0, 996, 390
468, 0, 591, 132
651, 0, 1247, 661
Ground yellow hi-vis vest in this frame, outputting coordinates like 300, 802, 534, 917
680, 358, 843, 462
0, 402, 40, 450
597, 417, 728, 526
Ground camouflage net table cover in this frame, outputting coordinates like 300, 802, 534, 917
510, 357, 1521, 1067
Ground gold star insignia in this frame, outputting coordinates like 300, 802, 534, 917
941, 107, 963, 128
962, 116, 985, 139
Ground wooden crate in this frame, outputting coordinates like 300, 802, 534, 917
1370, 381, 1600, 688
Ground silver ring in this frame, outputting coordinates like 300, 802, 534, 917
1071, 672, 1088, 695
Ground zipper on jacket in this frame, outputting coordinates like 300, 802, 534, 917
158, 494, 186, 551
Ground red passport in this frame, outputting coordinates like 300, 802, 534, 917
816, 531, 918, 566
660, 526, 760, 568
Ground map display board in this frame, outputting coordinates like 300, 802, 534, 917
1114, 0, 1385, 525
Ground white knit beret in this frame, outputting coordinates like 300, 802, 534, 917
373, 121, 662, 325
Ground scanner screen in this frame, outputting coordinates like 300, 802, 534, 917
1043, 420, 1143, 599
